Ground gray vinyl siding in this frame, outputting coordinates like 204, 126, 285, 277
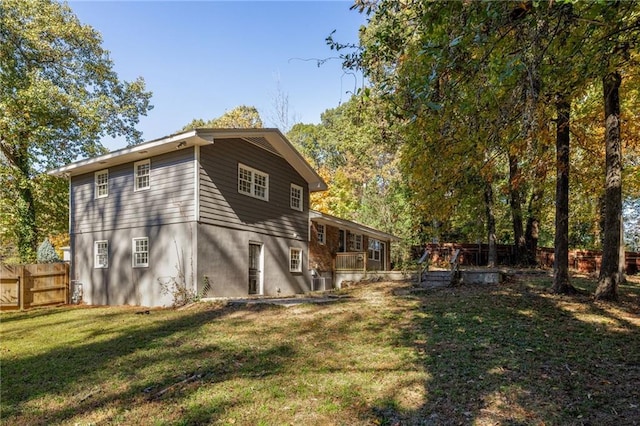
70, 148, 195, 234
199, 139, 309, 240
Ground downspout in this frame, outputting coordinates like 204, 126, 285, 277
192, 145, 200, 295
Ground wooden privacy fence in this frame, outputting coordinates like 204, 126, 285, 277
417, 243, 640, 275
0, 263, 69, 311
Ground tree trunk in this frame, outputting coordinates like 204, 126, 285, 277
509, 152, 526, 265
553, 96, 576, 294
485, 182, 497, 268
619, 220, 626, 284
596, 71, 622, 301
525, 216, 539, 266
13, 143, 39, 263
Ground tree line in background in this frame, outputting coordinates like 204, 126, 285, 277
2, 0, 639, 301
324, 0, 640, 300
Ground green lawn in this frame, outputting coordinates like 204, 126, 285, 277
1, 274, 639, 425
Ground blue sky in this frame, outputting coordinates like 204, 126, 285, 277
68, 1, 367, 151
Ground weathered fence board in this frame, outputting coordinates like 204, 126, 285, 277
0, 263, 69, 311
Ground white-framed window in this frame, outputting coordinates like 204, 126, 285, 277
317, 224, 325, 244
132, 237, 149, 268
238, 163, 269, 201
368, 238, 381, 261
94, 169, 108, 199
290, 183, 303, 211
94, 240, 108, 268
350, 233, 363, 251
289, 247, 302, 272
134, 159, 150, 191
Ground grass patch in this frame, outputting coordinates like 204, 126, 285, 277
1, 274, 639, 425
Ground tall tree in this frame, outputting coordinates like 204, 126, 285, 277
0, 0, 152, 262
338, 0, 640, 275
596, 71, 623, 300
181, 105, 263, 131
552, 96, 575, 294
594, 1, 640, 300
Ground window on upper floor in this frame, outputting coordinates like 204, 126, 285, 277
289, 247, 302, 272
94, 240, 108, 268
317, 224, 325, 245
134, 159, 150, 191
94, 169, 108, 199
132, 237, 149, 268
238, 163, 269, 201
290, 183, 303, 211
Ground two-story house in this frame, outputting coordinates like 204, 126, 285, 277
49, 128, 400, 307
49, 128, 327, 306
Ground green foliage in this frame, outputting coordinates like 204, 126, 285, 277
0, 0, 153, 262
341, 0, 640, 255
181, 105, 263, 131
36, 238, 60, 263
288, 94, 421, 262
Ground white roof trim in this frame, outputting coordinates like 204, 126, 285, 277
309, 210, 400, 241
47, 128, 327, 191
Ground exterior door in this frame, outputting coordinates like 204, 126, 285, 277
248, 243, 262, 295
338, 230, 346, 252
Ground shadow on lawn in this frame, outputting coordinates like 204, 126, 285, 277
3, 277, 639, 425
1, 303, 294, 425
367, 276, 640, 426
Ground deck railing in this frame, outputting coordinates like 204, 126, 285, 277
335, 252, 367, 271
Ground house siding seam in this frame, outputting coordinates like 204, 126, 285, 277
71, 148, 195, 234
198, 139, 309, 241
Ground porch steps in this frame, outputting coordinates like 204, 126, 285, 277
420, 270, 453, 288
419, 269, 504, 289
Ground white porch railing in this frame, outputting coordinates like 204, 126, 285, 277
335, 252, 367, 271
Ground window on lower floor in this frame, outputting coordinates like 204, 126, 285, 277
132, 237, 149, 267
368, 239, 381, 261
349, 233, 363, 251
290, 247, 302, 272
316, 224, 325, 244
94, 240, 108, 268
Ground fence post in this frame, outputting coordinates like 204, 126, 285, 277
19, 265, 25, 311
65, 263, 70, 304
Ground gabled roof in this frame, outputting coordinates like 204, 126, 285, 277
309, 210, 400, 242
47, 128, 327, 192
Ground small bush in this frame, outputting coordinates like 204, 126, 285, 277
36, 238, 61, 263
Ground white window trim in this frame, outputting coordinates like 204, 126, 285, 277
134, 159, 151, 192
94, 240, 108, 269
94, 169, 108, 199
132, 237, 149, 268
289, 247, 303, 273
290, 183, 303, 211
317, 224, 325, 245
238, 163, 269, 201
